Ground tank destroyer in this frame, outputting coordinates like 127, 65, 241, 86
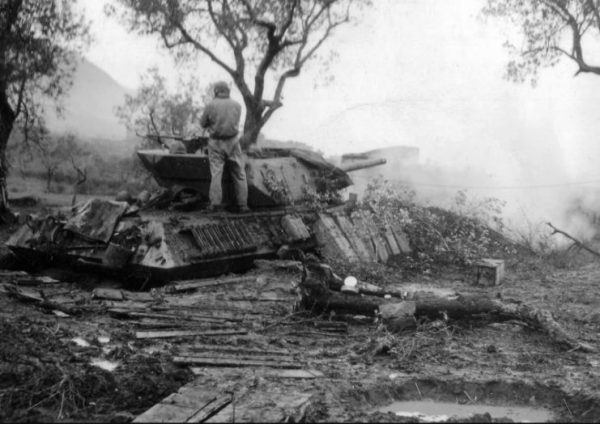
6, 138, 386, 287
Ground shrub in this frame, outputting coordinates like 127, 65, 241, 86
362, 178, 517, 272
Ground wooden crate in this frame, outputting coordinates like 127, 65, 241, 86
473, 259, 505, 286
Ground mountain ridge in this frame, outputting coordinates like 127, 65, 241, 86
45, 58, 136, 156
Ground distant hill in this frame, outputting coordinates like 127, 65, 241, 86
45, 58, 136, 157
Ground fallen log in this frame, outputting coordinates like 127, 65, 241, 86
300, 263, 596, 353
299, 274, 379, 316
303, 261, 451, 299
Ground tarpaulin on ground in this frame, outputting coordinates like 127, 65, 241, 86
64, 199, 129, 243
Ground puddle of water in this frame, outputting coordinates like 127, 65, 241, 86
90, 358, 119, 372
378, 400, 554, 422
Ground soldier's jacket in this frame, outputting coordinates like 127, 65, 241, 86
200, 96, 241, 140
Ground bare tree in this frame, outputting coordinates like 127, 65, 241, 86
485, 0, 600, 84
116, 68, 207, 147
112, 0, 370, 146
0, 0, 89, 210
36, 134, 81, 193
70, 155, 87, 207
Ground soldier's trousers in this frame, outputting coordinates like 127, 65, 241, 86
207, 136, 248, 207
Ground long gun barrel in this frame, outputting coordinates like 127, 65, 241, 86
338, 158, 386, 172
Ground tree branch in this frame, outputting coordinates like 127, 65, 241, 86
0, 0, 24, 47
260, 67, 298, 126
279, 0, 299, 38
541, 0, 600, 75
171, 19, 237, 76
13, 78, 27, 118
547, 222, 600, 259
207, 0, 238, 51
586, 0, 600, 32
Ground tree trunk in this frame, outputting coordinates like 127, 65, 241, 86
0, 90, 15, 212
241, 100, 264, 147
45, 169, 53, 192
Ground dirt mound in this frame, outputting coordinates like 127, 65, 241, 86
0, 316, 191, 422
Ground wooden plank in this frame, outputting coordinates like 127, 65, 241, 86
358, 210, 389, 263
93, 288, 124, 301
149, 309, 245, 322
124, 291, 155, 302
161, 391, 216, 410
176, 353, 296, 363
182, 344, 292, 357
187, 395, 232, 423
284, 330, 349, 338
312, 321, 348, 333
136, 329, 247, 339
263, 369, 324, 379
313, 213, 358, 263
168, 276, 256, 293
383, 227, 402, 256
133, 402, 197, 423
390, 224, 412, 254
134, 385, 225, 423
189, 367, 324, 379
228, 296, 288, 302
348, 211, 377, 261
280, 215, 311, 241
9, 275, 64, 286
173, 356, 301, 369
11, 286, 43, 302
109, 309, 241, 323
133, 320, 232, 330
334, 213, 373, 262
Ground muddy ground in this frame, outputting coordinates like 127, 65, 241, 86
1, 207, 600, 422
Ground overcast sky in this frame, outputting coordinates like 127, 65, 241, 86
80, 0, 600, 193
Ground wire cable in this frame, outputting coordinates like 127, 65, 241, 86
394, 179, 600, 190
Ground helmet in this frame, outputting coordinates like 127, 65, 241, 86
213, 81, 230, 97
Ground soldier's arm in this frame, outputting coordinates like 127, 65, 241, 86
200, 104, 212, 128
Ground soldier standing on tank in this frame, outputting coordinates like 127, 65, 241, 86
200, 81, 250, 213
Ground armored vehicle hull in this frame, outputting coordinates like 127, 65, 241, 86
6, 147, 386, 285
7, 201, 317, 287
